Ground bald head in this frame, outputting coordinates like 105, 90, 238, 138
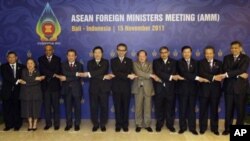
44, 45, 54, 57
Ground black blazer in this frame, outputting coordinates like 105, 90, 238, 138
153, 58, 177, 96
111, 57, 133, 93
20, 68, 43, 101
177, 58, 198, 96
199, 59, 223, 98
38, 55, 61, 92
87, 58, 110, 94
0, 63, 24, 100
61, 61, 83, 97
223, 53, 250, 94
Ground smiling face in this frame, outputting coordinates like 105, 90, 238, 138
26, 59, 35, 71
67, 51, 77, 63
117, 45, 127, 58
93, 49, 103, 60
182, 48, 192, 60
137, 51, 147, 63
230, 43, 242, 56
160, 48, 169, 60
7, 53, 18, 64
204, 48, 215, 61
45, 45, 54, 57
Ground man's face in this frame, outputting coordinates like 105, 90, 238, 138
93, 49, 102, 60
205, 49, 214, 61
7, 54, 18, 64
182, 48, 192, 60
230, 44, 242, 56
160, 49, 169, 60
138, 52, 147, 63
117, 46, 127, 58
67, 51, 77, 62
45, 45, 54, 57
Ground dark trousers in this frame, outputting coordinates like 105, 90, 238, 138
199, 96, 220, 132
154, 88, 175, 129
112, 91, 131, 128
178, 93, 197, 131
89, 91, 109, 127
44, 90, 60, 127
2, 98, 22, 128
64, 89, 81, 126
224, 92, 247, 131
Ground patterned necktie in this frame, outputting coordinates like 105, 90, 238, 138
70, 63, 74, 71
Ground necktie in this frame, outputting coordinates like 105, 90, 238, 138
186, 60, 190, 70
70, 63, 74, 71
11, 64, 16, 78
209, 61, 213, 70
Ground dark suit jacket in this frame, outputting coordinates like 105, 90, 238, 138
223, 53, 250, 94
199, 59, 223, 98
61, 61, 83, 97
111, 57, 133, 93
87, 58, 110, 94
20, 68, 43, 101
38, 55, 61, 92
153, 58, 176, 96
177, 58, 198, 96
0, 63, 24, 100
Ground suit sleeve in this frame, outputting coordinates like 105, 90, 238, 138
223, 56, 249, 77
133, 62, 152, 79
178, 61, 197, 81
198, 61, 214, 82
62, 63, 78, 82
22, 70, 40, 86
0, 65, 18, 84
111, 59, 132, 80
153, 60, 176, 81
39, 57, 62, 77
87, 60, 108, 79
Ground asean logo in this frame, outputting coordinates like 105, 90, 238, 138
36, 2, 61, 42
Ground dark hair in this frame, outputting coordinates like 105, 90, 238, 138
67, 49, 77, 56
203, 46, 215, 54
181, 46, 192, 52
26, 57, 37, 68
93, 46, 103, 53
159, 46, 169, 52
137, 50, 147, 56
231, 40, 242, 47
116, 43, 127, 51
7, 51, 17, 57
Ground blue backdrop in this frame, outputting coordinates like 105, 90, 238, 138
0, 0, 250, 119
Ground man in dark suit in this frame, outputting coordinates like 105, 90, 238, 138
111, 43, 135, 132
55, 49, 83, 131
38, 45, 61, 130
177, 46, 209, 135
79, 46, 113, 132
0, 51, 24, 131
198, 46, 223, 135
221, 41, 249, 135
153, 46, 178, 132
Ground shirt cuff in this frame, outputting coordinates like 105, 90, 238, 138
195, 76, 200, 81
15, 80, 20, 85
76, 72, 79, 77
88, 72, 91, 78
169, 75, 173, 81
212, 76, 215, 81
225, 72, 229, 78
